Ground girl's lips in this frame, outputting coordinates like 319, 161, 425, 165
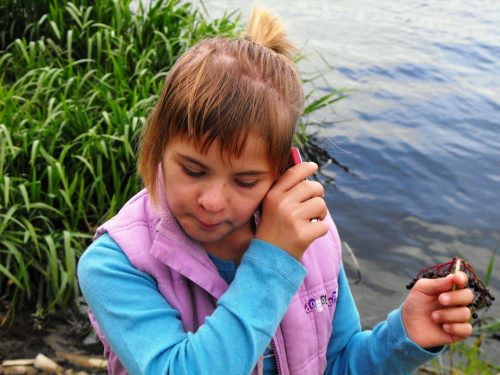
196, 219, 222, 230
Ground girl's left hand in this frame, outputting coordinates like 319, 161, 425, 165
256, 162, 328, 261
402, 271, 474, 349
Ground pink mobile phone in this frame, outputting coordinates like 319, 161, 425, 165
291, 147, 302, 166
290, 147, 318, 222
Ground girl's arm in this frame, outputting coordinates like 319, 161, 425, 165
325, 265, 442, 375
78, 234, 306, 375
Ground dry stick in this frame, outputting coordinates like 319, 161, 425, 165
343, 241, 362, 284
452, 258, 461, 291
56, 351, 107, 369
33, 353, 63, 374
0, 365, 37, 375
2, 359, 36, 367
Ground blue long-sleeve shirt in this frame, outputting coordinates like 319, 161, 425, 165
78, 233, 440, 375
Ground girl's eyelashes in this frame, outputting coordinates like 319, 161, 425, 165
236, 180, 258, 189
182, 165, 204, 177
181, 163, 258, 189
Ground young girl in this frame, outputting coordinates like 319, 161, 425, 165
78, 5, 474, 375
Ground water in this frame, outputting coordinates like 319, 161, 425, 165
200, 0, 500, 355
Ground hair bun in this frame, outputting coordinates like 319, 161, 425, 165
241, 5, 299, 61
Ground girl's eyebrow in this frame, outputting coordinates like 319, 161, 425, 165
234, 170, 269, 176
177, 153, 207, 169
176, 152, 269, 176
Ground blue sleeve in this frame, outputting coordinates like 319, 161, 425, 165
77, 234, 307, 375
325, 264, 442, 374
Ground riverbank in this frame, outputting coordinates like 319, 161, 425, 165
0, 302, 106, 374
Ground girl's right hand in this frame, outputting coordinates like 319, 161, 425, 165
255, 162, 329, 261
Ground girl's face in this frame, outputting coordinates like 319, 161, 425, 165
162, 134, 276, 252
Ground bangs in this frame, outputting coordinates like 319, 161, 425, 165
163, 39, 303, 175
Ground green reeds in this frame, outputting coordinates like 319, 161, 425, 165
1, 0, 346, 321
0, 0, 240, 321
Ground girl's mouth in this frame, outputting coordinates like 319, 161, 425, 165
196, 219, 222, 231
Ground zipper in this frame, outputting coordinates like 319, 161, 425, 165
271, 339, 282, 375
272, 325, 287, 375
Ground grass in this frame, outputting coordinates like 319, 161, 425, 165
0, 0, 347, 321
0, 0, 241, 321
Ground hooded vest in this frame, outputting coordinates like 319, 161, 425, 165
88, 183, 341, 375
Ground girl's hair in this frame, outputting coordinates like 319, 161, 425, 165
138, 5, 305, 205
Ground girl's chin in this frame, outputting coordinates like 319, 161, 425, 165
179, 215, 252, 244
182, 222, 231, 243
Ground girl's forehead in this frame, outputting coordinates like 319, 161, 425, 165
168, 134, 271, 168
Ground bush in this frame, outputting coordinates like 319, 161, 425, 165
0, 0, 241, 321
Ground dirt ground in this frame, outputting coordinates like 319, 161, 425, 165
0, 299, 106, 374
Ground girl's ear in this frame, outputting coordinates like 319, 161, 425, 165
252, 205, 262, 231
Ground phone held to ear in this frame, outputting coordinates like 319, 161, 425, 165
290, 147, 318, 223
291, 147, 303, 166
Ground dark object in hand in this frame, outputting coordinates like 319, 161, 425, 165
406, 257, 495, 319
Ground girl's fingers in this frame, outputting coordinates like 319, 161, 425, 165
301, 197, 328, 221
304, 220, 330, 241
442, 322, 473, 338
414, 272, 468, 295
292, 180, 325, 201
439, 288, 474, 307
432, 306, 471, 323
277, 162, 318, 191
452, 272, 469, 289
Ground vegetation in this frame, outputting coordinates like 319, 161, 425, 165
0, 0, 346, 322
418, 315, 500, 375
0, 0, 240, 321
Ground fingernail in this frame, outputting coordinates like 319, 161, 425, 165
442, 323, 450, 332
432, 312, 440, 322
441, 294, 450, 304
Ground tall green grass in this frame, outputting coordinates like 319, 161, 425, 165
0, 0, 347, 321
0, 0, 243, 321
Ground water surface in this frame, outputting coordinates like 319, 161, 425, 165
203, 0, 500, 354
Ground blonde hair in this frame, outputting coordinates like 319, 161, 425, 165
138, 5, 305, 205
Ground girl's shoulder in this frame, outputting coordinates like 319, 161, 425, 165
95, 188, 160, 238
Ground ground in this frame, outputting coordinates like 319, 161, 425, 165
0, 299, 106, 374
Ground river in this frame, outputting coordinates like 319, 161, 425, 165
200, 0, 500, 357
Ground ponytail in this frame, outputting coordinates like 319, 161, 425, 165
241, 4, 299, 62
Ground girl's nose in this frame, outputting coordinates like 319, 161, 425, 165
197, 182, 227, 214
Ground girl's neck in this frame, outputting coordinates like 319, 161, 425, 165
200, 221, 255, 266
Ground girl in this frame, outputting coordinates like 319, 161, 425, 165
78, 5, 474, 375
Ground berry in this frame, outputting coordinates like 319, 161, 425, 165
406, 257, 495, 320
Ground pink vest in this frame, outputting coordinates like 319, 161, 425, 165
89, 184, 341, 375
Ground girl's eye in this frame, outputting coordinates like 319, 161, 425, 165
236, 180, 258, 189
182, 166, 204, 177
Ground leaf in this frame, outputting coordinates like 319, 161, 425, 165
14, 39, 30, 65
29, 202, 63, 216
19, 217, 40, 258
0, 264, 24, 291
49, 20, 61, 40
484, 243, 499, 287
18, 184, 30, 212
30, 140, 41, 166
